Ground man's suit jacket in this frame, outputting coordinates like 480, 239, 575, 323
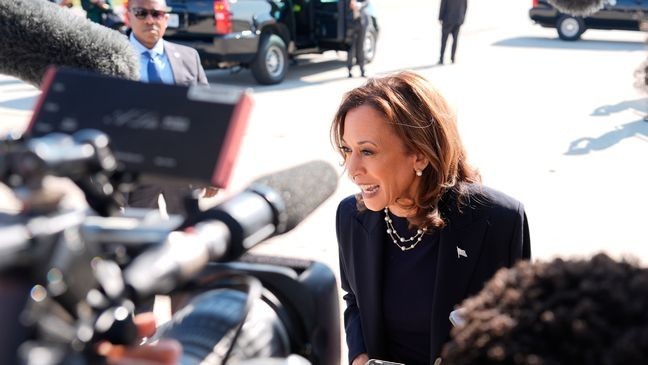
439, 0, 467, 26
163, 40, 208, 86
126, 40, 208, 215
336, 184, 531, 364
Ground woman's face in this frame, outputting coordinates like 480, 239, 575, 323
341, 105, 424, 216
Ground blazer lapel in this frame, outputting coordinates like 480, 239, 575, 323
164, 41, 180, 84
355, 209, 388, 357
429, 205, 489, 360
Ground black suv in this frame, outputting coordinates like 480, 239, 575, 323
529, 0, 648, 40
162, 0, 379, 84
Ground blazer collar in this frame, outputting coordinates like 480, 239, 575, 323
353, 207, 389, 355
163, 41, 180, 84
429, 197, 489, 360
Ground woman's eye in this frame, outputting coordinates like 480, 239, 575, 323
361, 149, 374, 156
340, 146, 351, 154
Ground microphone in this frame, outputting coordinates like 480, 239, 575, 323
546, 0, 606, 16
123, 160, 339, 299
0, 0, 139, 87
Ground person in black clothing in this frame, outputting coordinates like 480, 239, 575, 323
443, 254, 648, 365
438, 0, 467, 65
331, 71, 530, 365
347, 0, 370, 78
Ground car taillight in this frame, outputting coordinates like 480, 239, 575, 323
532, 0, 539, 6
214, 0, 232, 35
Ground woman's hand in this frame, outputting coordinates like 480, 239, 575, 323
97, 312, 182, 365
352, 353, 370, 365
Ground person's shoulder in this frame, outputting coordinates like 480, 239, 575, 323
460, 183, 524, 217
164, 40, 199, 55
336, 195, 377, 232
337, 194, 359, 216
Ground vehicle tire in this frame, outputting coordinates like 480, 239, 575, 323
251, 34, 288, 85
556, 14, 585, 41
363, 27, 378, 63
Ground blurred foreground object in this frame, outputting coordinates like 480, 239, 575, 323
0, 0, 138, 86
443, 253, 648, 365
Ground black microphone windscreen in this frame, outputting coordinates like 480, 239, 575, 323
253, 160, 338, 232
0, 0, 139, 86
547, 0, 606, 16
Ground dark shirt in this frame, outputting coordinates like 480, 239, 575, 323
382, 212, 440, 365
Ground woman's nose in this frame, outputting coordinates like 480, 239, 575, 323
346, 152, 361, 182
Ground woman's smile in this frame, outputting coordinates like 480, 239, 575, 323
342, 104, 420, 212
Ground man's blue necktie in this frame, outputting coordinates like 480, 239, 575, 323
144, 51, 163, 83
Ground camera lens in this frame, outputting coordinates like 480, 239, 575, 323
158, 289, 290, 364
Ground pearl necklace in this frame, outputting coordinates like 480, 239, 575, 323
384, 208, 427, 251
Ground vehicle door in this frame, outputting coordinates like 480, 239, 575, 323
313, 0, 345, 44
589, 0, 647, 30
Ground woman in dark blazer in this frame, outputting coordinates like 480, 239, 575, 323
331, 71, 531, 365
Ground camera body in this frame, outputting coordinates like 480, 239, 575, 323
0, 128, 341, 365
157, 257, 340, 365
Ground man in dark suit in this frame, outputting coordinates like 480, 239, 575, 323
126, 0, 214, 217
438, 0, 467, 65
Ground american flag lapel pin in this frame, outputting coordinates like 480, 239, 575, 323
456, 246, 467, 259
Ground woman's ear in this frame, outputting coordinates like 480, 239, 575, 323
414, 152, 429, 172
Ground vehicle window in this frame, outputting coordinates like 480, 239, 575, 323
320, 0, 339, 3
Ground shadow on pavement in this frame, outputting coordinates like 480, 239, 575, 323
591, 98, 648, 116
493, 36, 646, 52
0, 79, 23, 87
0, 95, 37, 111
565, 119, 648, 155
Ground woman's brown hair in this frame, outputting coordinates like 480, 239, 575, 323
330, 71, 480, 229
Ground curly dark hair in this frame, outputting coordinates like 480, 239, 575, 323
442, 253, 648, 365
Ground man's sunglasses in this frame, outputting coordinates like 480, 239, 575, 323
130, 7, 167, 20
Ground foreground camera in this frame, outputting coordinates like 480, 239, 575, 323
0, 127, 341, 365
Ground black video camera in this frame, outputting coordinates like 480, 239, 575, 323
0, 68, 341, 365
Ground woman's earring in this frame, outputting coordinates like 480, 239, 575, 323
416, 169, 422, 177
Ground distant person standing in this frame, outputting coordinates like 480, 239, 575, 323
81, 0, 114, 24
126, 0, 214, 217
347, 0, 370, 78
438, 0, 467, 65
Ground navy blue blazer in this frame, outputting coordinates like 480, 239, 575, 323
336, 184, 531, 364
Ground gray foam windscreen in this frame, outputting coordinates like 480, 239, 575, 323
253, 160, 338, 231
